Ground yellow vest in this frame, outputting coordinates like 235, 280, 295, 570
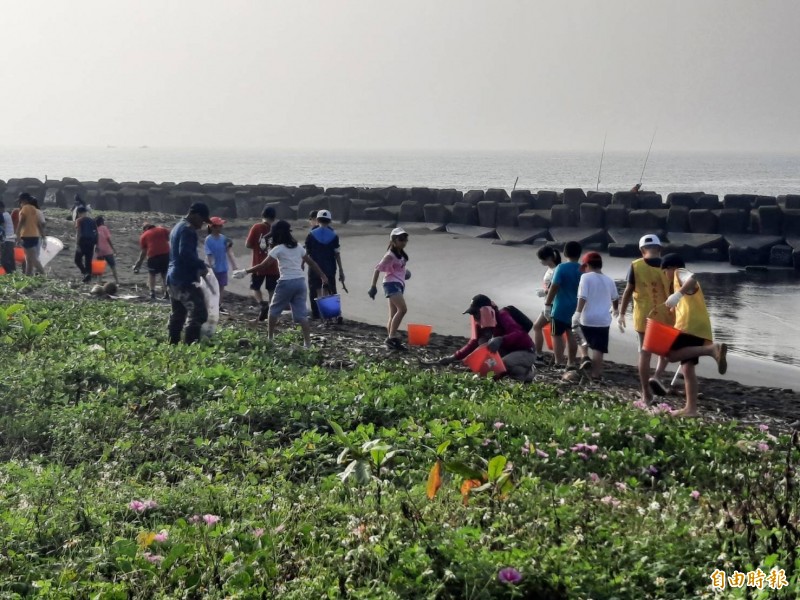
632, 258, 672, 332
674, 273, 713, 341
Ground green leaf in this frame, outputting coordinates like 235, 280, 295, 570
487, 455, 507, 482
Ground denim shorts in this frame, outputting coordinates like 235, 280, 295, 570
269, 277, 308, 322
383, 281, 405, 298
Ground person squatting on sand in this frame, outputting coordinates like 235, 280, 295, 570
94, 216, 119, 285
305, 209, 345, 322
618, 234, 673, 402
133, 222, 171, 301
368, 228, 411, 350
532, 245, 561, 363
14, 192, 46, 276
572, 252, 619, 381
543, 240, 582, 369
166, 203, 212, 345
234, 220, 328, 349
73, 206, 98, 283
204, 216, 238, 312
660, 253, 728, 417
245, 206, 279, 321
438, 294, 537, 382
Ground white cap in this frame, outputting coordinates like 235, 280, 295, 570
390, 227, 407, 238
639, 234, 662, 248
316, 209, 332, 221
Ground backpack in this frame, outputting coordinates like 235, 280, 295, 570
503, 305, 534, 333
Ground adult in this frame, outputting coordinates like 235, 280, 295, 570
618, 234, 672, 402
0, 201, 15, 274
166, 203, 212, 345
245, 206, 279, 320
439, 294, 535, 381
13, 193, 45, 276
133, 223, 171, 301
305, 209, 345, 321
73, 206, 98, 283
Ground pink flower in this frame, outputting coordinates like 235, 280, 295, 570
143, 552, 163, 564
589, 473, 600, 483
202, 514, 221, 526
497, 567, 522, 584
153, 529, 168, 543
535, 449, 548, 459
253, 528, 265, 538
690, 490, 700, 500
644, 434, 655, 443
615, 482, 628, 492
758, 424, 769, 432
555, 449, 565, 457
757, 442, 769, 452
493, 421, 505, 430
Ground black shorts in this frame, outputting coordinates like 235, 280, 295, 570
581, 325, 610, 354
147, 254, 169, 276
250, 273, 279, 293
552, 318, 571, 336
669, 333, 706, 365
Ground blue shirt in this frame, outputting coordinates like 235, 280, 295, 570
204, 234, 229, 274
551, 261, 582, 324
167, 219, 207, 287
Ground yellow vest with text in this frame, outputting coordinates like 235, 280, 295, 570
674, 273, 713, 341
632, 258, 672, 332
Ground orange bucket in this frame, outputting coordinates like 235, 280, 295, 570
543, 323, 567, 350
642, 318, 681, 356
14, 247, 25, 263
462, 344, 507, 378
407, 324, 432, 346
91, 259, 107, 276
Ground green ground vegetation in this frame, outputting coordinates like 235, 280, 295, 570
0, 275, 798, 599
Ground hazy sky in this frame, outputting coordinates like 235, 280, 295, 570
2, 0, 799, 152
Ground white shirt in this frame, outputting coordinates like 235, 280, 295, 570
577, 271, 619, 327
268, 244, 306, 281
1, 212, 14, 241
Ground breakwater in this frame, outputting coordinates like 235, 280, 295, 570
3, 177, 800, 269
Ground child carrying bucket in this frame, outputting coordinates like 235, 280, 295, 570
532, 245, 561, 364
368, 228, 410, 351
655, 253, 728, 417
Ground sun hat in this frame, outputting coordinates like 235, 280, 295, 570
209, 216, 226, 226
639, 234, 662, 248
316, 209, 332, 221
390, 227, 408, 238
462, 293, 493, 315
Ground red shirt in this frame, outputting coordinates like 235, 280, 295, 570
245, 222, 279, 276
139, 227, 170, 258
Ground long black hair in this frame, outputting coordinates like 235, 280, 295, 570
270, 220, 297, 248
537, 245, 561, 265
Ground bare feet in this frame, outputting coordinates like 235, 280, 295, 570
671, 407, 700, 418
714, 343, 728, 375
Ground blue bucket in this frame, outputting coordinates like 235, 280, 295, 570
316, 294, 341, 319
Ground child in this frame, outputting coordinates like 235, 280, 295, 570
234, 220, 328, 348
572, 252, 619, 380
660, 254, 727, 417
94, 216, 119, 284
618, 234, 672, 402
543, 240, 582, 368
73, 205, 97, 283
368, 228, 410, 350
204, 217, 238, 310
532, 245, 562, 363
245, 206, 279, 320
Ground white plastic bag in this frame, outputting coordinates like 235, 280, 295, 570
199, 274, 220, 339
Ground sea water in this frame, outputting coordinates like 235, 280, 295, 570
2, 146, 799, 375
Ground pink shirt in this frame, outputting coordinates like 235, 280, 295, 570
375, 251, 407, 285
96, 225, 113, 257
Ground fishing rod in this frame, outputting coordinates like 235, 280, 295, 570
596, 133, 607, 191
638, 128, 657, 186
